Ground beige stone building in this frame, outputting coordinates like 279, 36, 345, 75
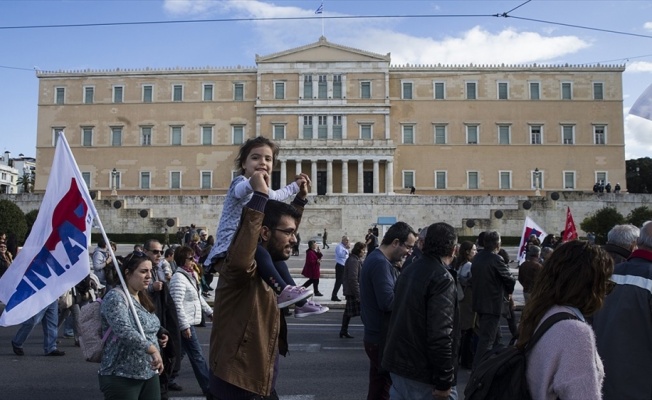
35, 37, 626, 197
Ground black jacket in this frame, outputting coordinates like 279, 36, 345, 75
471, 249, 515, 315
601, 243, 631, 265
381, 254, 459, 391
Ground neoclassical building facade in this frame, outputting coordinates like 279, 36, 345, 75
34, 37, 626, 197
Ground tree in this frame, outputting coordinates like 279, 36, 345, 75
24, 209, 39, 239
0, 199, 28, 244
580, 207, 625, 244
626, 206, 652, 228
16, 173, 34, 193
626, 157, 652, 194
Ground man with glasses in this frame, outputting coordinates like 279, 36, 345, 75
208, 171, 309, 400
360, 221, 418, 400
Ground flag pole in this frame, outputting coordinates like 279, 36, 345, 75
58, 133, 146, 340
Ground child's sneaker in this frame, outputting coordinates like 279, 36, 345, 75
294, 301, 329, 318
277, 285, 313, 308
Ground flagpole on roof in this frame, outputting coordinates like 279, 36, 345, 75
315, 1, 324, 36
59, 133, 146, 340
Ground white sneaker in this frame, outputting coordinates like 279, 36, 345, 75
277, 285, 313, 308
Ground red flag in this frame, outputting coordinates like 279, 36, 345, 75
563, 207, 579, 242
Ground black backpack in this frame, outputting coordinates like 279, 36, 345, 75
464, 312, 578, 400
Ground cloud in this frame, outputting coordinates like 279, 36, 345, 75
627, 61, 652, 73
645, 22, 652, 31
624, 112, 652, 159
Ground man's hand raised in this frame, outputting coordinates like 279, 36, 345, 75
298, 176, 310, 200
250, 170, 269, 194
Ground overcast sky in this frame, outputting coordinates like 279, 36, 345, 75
1, 0, 651, 159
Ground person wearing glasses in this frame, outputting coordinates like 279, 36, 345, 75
359, 221, 418, 400
204, 136, 325, 314
169, 246, 213, 396
208, 170, 313, 399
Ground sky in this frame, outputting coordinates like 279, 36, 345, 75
1, 0, 651, 159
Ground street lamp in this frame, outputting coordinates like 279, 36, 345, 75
111, 168, 118, 196
534, 168, 542, 196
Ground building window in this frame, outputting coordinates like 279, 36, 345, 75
435, 171, 447, 189
113, 86, 124, 103
140, 172, 151, 189
529, 82, 540, 100
564, 171, 576, 189
466, 125, 479, 144
52, 127, 64, 146
112, 171, 121, 190
402, 125, 415, 144
360, 124, 372, 140
318, 75, 327, 99
171, 126, 182, 145
202, 126, 213, 145
111, 127, 122, 146
170, 171, 181, 189
596, 171, 607, 186
499, 171, 512, 189
82, 127, 93, 147
561, 82, 572, 100
141, 126, 152, 146
468, 171, 479, 189
203, 84, 213, 101
273, 124, 286, 140
232, 125, 244, 144
498, 125, 511, 145
201, 171, 212, 189
594, 125, 606, 145
274, 82, 285, 100
531, 170, 545, 189
530, 125, 542, 144
304, 75, 313, 98
434, 125, 447, 144
172, 85, 183, 102
403, 171, 415, 189
81, 172, 91, 189
360, 81, 371, 99
434, 81, 445, 100
593, 82, 604, 100
562, 125, 575, 144
303, 116, 313, 139
333, 115, 343, 139
466, 82, 477, 100
333, 75, 342, 99
402, 82, 413, 100
83, 86, 94, 104
497, 82, 509, 100
143, 85, 153, 103
234, 83, 244, 101
317, 115, 328, 139
55, 87, 65, 104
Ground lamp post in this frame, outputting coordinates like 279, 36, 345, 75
111, 168, 118, 196
534, 168, 542, 196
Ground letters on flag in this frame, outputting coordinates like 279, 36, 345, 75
563, 207, 579, 242
517, 217, 547, 265
630, 83, 652, 122
0, 134, 95, 326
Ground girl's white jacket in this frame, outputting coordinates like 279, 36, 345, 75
169, 269, 212, 331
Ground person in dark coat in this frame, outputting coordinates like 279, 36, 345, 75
301, 240, 323, 296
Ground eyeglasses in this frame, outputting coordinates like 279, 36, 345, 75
125, 250, 147, 264
186, 257, 194, 261
273, 228, 296, 237
147, 249, 163, 255
400, 242, 414, 251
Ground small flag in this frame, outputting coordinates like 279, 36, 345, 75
315, 2, 323, 14
517, 217, 547, 265
630, 83, 652, 121
562, 207, 579, 242
0, 134, 94, 326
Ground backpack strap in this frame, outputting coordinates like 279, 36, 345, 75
525, 312, 579, 354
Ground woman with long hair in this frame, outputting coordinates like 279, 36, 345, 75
339, 242, 366, 338
453, 240, 477, 369
518, 240, 614, 400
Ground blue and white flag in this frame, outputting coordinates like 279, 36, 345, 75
517, 217, 547, 265
630, 83, 652, 121
0, 134, 95, 326
315, 2, 323, 14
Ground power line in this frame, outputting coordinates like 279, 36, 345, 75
505, 15, 652, 40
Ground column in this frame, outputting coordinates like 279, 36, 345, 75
357, 160, 364, 193
373, 160, 380, 194
385, 160, 394, 194
311, 160, 318, 195
280, 160, 287, 187
341, 160, 349, 194
295, 159, 302, 176
326, 159, 333, 195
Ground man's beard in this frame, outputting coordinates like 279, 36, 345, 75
266, 235, 291, 262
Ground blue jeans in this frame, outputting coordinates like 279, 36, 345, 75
390, 373, 458, 400
12, 300, 59, 354
181, 326, 210, 394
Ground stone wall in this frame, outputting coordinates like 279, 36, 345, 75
4, 191, 651, 243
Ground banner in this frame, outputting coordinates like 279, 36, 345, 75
0, 134, 95, 326
630, 83, 652, 121
562, 207, 579, 242
517, 217, 547, 265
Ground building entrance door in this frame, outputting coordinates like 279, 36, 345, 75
363, 171, 373, 193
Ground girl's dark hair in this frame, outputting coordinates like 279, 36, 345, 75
121, 252, 156, 313
453, 241, 475, 270
174, 245, 195, 267
351, 242, 366, 257
517, 240, 613, 349
234, 136, 279, 175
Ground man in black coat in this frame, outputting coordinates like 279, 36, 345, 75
470, 231, 515, 367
